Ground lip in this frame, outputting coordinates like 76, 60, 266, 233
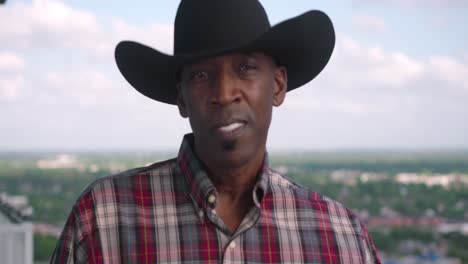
212, 119, 248, 140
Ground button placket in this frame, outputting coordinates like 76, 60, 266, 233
223, 238, 239, 264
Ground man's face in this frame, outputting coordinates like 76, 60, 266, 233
177, 52, 287, 168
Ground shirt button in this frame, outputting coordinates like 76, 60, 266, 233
207, 194, 216, 204
229, 241, 236, 249
198, 210, 204, 218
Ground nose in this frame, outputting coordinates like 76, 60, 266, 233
210, 69, 241, 106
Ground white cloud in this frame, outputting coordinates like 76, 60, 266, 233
352, 14, 387, 33
280, 34, 468, 123
0, 0, 107, 55
0, 76, 25, 101
269, 33, 468, 149
0, 0, 174, 60
0, 0, 174, 107
112, 19, 174, 55
283, 89, 388, 115
0, 0, 105, 60
330, 36, 425, 88
429, 56, 468, 89
351, 0, 468, 8
0, 52, 26, 102
0, 1, 467, 150
0, 51, 26, 72
43, 70, 117, 107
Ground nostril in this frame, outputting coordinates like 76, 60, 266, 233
210, 85, 241, 106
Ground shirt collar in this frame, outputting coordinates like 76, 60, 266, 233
176, 133, 270, 211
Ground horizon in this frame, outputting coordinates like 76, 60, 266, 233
3, 147, 468, 154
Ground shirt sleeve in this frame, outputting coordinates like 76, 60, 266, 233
50, 207, 89, 264
360, 221, 382, 264
50, 209, 76, 263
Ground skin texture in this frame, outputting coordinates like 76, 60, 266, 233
177, 52, 287, 232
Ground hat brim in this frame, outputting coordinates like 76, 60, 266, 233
115, 10, 335, 105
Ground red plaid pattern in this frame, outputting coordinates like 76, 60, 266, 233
51, 134, 381, 263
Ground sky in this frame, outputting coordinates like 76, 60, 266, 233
0, 0, 467, 151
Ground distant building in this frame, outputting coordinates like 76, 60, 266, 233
438, 221, 468, 235
383, 255, 461, 264
330, 169, 387, 185
0, 192, 33, 264
395, 173, 468, 189
367, 216, 445, 229
34, 223, 62, 238
330, 169, 361, 185
36, 154, 83, 170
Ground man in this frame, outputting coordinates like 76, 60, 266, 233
52, 0, 381, 263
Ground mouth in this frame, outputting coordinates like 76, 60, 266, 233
214, 120, 247, 139
219, 122, 244, 133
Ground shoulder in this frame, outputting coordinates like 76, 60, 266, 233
65, 158, 178, 234
267, 168, 365, 232
268, 168, 334, 204
68, 158, 177, 222
267, 169, 381, 262
74, 158, 177, 202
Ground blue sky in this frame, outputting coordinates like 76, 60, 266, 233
1, 0, 467, 151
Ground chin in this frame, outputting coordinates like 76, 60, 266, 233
216, 139, 262, 167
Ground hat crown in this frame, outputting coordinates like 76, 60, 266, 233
174, 0, 271, 55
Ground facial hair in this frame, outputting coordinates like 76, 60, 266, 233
221, 139, 237, 151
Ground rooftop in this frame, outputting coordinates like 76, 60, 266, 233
0, 192, 33, 224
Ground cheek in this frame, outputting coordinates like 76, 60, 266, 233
182, 90, 204, 115
250, 89, 274, 127
261, 81, 276, 124
256, 82, 276, 109
183, 95, 208, 129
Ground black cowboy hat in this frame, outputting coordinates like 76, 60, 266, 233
115, 0, 335, 105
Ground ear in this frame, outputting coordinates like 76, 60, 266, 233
272, 66, 287, 107
176, 83, 189, 118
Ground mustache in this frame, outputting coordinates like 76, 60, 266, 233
208, 108, 253, 128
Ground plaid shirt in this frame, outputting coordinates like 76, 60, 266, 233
52, 134, 381, 263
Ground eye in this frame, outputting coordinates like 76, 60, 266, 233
239, 63, 257, 72
189, 70, 208, 80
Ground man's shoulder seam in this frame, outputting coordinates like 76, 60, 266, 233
71, 158, 177, 206
268, 168, 312, 192
268, 168, 353, 209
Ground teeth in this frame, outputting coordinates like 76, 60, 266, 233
219, 122, 243, 133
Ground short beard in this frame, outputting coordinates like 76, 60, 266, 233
221, 140, 237, 151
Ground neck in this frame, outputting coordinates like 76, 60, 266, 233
192, 137, 266, 232
195, 145, 265, 198
197, 145, 265, 233
209, 161, 261, 198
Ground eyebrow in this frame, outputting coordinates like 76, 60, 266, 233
175, 51, 279, 81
